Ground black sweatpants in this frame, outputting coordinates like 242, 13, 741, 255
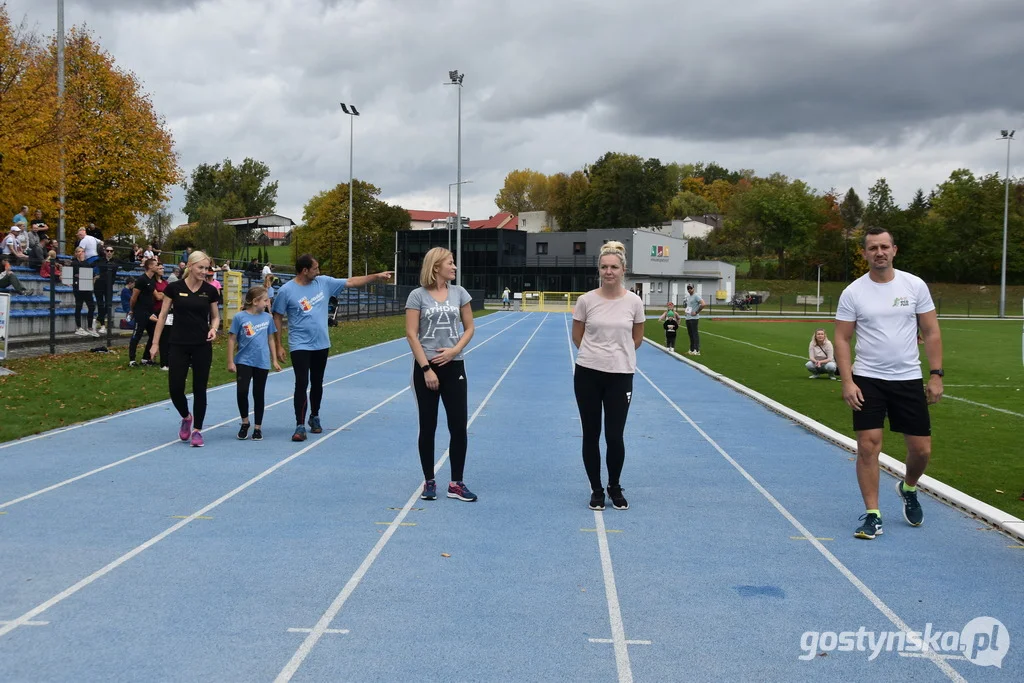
159, 323, 172, 368
236, 364, 270, 425
412, 360, 468, 482
95, 286, 110, 326
290, 348, 329, 425
73, 291, 95, 329
129, 316, 155, 362
168, 342, 213, 429
686, 319, 701, 352
573, 364, 634, 492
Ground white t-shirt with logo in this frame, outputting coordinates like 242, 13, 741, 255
835, 269, 935, 381
573, 290, 646, 374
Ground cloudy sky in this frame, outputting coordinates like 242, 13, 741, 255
6, 0, 1024, 228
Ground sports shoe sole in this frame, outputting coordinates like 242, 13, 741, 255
854, 525, 883, 540
447, 492, 477, 502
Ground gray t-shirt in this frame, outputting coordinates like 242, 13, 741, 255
406, 285, 473, 360
684, 292, 704, 320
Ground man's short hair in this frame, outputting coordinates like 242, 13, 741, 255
862, 226, 895, 248
296, 253, 316, 273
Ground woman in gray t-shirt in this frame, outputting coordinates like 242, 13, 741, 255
405, 247, 477, 503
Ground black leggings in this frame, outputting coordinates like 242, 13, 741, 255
168, 342, 213, 429
95, 287, 109, 325
412, 360, 468, 482
236, 364, 270, 425
129, 316, 155, 362
573, 364, 634, 491
290, 348, 329, 425
73, 291, 95, 329
686, 319, 700, 352
159, 324, 171, 368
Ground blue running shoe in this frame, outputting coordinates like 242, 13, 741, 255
854, 513, 883, 539
896, 480, 923, 526
291, 425, 307, 442
421, 480, 437, 500
309, 415, 323, 434
447, 481, 477, 502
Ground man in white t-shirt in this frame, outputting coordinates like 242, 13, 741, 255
76, 227, 102, 263
834, 227, 943, 541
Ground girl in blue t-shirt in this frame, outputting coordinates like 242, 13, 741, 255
227, 286, 282, 440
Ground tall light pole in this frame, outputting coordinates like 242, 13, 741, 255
446, 70, 464, 286
998, 130, 1014, 319
57, 0, 66, 253
448, 180, 472, 252
340, 103, 360, 278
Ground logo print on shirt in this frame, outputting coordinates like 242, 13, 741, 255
243, 322, 255, 337
299, 297, 313, 312
892, 296, 909, 307
423, 304, 460, 340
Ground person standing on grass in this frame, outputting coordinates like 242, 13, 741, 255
150, 251, 221, 448
658, 301, 681, 352
834, 226, 943, 540
228, 285, 282, 441
128, 258, 160, 366
272, 253, 392, 442
405, 247, 477, 503
683, 283, 705, 356
571, 240, 645, 512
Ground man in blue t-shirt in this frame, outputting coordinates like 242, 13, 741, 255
272, 253, 392, 441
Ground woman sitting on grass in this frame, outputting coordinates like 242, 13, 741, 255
805, 328, 837, 379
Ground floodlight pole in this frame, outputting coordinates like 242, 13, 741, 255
446, 71, 465, 286
340, 103, 361, 278
998, 130, 1014, 319
57, 0, 66, 253
816, 264, 822, 313
447, 180, 472, 252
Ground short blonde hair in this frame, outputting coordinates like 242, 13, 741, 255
183, 250, 211, 279
419, 247, 454, 287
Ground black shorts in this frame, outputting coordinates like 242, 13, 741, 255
851, 375, 931, 436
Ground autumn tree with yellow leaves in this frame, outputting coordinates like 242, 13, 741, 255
0, 6, 179, 247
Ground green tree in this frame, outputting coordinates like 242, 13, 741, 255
729, 174, 820, 278
182, 157, 278, 222
839, 188, 864, 281
494, 169, 548, 215
584, 152, 670, 228
667, 190, 717, 220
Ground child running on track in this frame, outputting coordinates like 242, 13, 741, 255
227, 286, 282, 440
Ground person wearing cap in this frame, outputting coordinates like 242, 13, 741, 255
683, 283, 705, 356
2, 225, 28, 265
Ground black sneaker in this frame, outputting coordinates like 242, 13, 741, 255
251, 428, 263, 441
896, 480, 924, 526
589, 490, 605, 511
237, 423, 250, 440
854, 513, 883, 539
421, 479, 437, 500
607, 486, 629, 510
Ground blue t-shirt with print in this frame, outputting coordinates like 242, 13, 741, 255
271, 276, 347, 351
229, 310, 277, 370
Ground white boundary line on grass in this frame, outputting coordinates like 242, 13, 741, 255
636, 364, 967, 683
0, 313, 512, 452
564, 313, 636, 683
0, 313, 533, 640
274, 313, 549, 682
0, 315, 521, 510
642, 337, 1024, 545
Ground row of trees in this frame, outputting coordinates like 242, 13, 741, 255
496, 156, 1024, 284
0, 8, 179, 240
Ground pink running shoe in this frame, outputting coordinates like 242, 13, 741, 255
179, 415, 193, 441
190, 430, 204, 448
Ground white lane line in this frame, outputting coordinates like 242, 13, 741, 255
0, 315, 524, 510
699, 331, 806, 360
287, 628, 349, 635
0, 388, 410, 640
589, 639, 651, 645
636, 367, 967, 683
274, 313, 549, 683
0, 314, 531, 640
0, 620, 48, 626
943, 394, 1024, 418
563, 312, 637, 683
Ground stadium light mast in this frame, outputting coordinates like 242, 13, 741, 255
998, 130, 1014, 319
57, 0, 66, 253
340, 102, 361, 278
446, 70, 464, 286
448, 180, 472, 252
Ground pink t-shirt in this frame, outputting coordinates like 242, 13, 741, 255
573, 290, 646, 374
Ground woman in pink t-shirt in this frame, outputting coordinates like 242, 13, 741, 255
571, 240, 646, 512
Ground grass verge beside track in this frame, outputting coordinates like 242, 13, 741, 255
0, 310, 494, 444
645, 317, 1024, 518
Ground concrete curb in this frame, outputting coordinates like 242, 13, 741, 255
643, 337, 1024, 544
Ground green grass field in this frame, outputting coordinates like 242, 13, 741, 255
645, 316, 1024, 518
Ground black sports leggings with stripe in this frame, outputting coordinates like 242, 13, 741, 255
412, 360, 468, 482
290, 348, 329, 426
573, 364, 634, 492
168, 342, 213, 429
236, 364, 270, 425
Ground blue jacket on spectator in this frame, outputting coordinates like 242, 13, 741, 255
120, 286, 132, 313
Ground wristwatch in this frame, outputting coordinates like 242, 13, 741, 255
929, 369, 944, 377
420, 364, 431, 373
